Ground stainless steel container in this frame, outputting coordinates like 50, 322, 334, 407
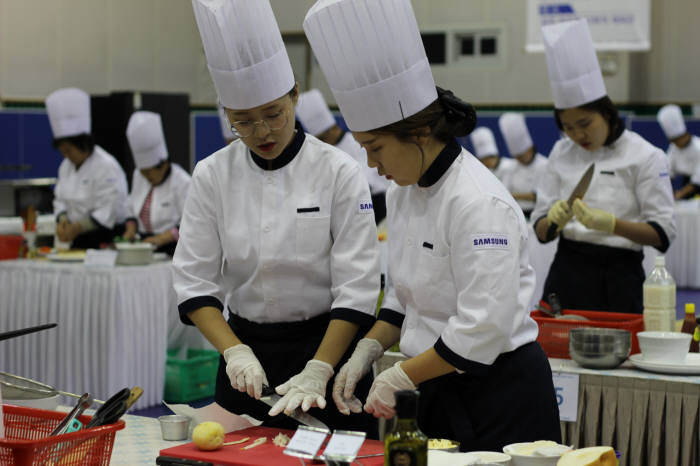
569, 328, 631, 369
158, 415, 191, 441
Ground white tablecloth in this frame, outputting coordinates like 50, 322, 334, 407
666, 199, 700, 288
0, 260, 174, 409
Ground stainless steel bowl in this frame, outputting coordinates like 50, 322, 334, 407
569, 328, 631, 369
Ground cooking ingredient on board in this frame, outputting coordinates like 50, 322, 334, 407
223, 437, 249, 446
642, 256, 676, 332
272, 432, 291, 447
427, 439, 458, 450
556, 446, 616, 465
385, 390, 427, 466
192, 421, 225, 451
241, 436, 267, 450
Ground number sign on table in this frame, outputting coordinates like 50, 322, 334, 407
552, 372, 579, 422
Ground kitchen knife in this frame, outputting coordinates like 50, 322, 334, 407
260, 386, 330, 430
545, 163, 596, 240
0, 323, 57, 341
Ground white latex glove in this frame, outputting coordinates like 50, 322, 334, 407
546, 199, 574, 230
364, 362, 416, 419
268, 359, 334, 416
573, 199, 616, 233
333, 338, 384, 415
223, 344, 269, 400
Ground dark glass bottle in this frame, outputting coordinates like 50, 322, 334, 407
384, 390, 427, 466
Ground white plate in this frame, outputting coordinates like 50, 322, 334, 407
46, 253, 85, 262
629, 353, 700, 374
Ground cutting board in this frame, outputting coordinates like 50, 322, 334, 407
159, 426, 385, 466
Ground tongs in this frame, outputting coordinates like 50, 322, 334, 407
50, 393, 93, 436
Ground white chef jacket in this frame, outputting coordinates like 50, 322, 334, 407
172, 128, 380, 326
506, 153, 548, 212
667, 135, 700, 178
379, 140, 539, 372
53, 145, 128, 228
532, 130, 677, 251
128, 163, 191, 234
336, 131, 390, 195
492, 156, 517, 185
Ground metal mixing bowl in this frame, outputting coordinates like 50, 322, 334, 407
569, 328, 631, 369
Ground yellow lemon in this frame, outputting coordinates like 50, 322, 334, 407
192, 421, 225, 451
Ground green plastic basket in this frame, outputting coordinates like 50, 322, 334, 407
164, 348, 220, 403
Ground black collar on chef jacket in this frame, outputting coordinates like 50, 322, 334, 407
250, 121, 306, 171
418, 137, 461, 187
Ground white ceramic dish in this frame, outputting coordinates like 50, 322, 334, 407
428, 450, 512, 466
629, 353, 700, 375
503, 442, 572, 466
636, 331, 691, 363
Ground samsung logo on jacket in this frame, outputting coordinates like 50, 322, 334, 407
471, 234, 510, 250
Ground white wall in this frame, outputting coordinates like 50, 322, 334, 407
0, 0, 697, 106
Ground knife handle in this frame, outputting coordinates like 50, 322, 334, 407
545, 222, 559, 242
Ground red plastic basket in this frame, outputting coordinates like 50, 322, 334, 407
0, 404, 125, 466
0, 236, 23, 261
532, 305, 644, 359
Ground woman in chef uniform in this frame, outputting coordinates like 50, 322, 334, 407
657, 104, 700, 199
122, 111, 191, 256
47, 88, 129, 249
531, 19, 676, 314
172, 0, 380, 434
498, 113, 549, 219
296, 89, 390, 223
304, 0, 560, 452
470, 126, 516, 184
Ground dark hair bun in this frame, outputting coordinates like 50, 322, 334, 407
436, 87, 477, 137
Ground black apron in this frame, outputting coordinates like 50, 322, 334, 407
70, 224, 116, 249
542, 237, 645, 314
415, 341, 561, 452
215, 312, 378, 438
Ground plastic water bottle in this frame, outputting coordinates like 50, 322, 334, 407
642, 256, 676, 331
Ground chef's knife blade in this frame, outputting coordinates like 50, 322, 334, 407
260, 386, 329, 430
545, 163, 596, 240
566, 163, 596, 207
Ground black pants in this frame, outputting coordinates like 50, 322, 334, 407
415, 342, 561, 452
542, 237, 645, 314
215, 312, 378, 438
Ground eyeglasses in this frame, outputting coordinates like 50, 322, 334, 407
229, 109, 288, 138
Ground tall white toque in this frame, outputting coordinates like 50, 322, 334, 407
127, 111, 168, 169
498, 112, 533, 157
470, 127, 499, 159
542, 19, 606, 109
303, 0, 437, 132
657, 104, 686, 140
296, 89, 337, 136
192, 0, 295, 110
45, 88, 91, 138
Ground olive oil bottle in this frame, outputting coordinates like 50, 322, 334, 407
384, 390, 427, 466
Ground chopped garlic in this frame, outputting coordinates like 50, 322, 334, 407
273, 432, 291, 447
428, 438, 457, 449
241, 437, 267, 450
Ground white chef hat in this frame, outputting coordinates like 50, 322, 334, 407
542, 19, 606, 109
296, 89, 336, 136
470, 127, 498, 159
657, 104, 686, 140
45, 88, 91, 139
192, 0, 295, 110
498, 113, 533, 157
217, 100, 236, 141
303, 0, 437, 132
127, 111, 168, 169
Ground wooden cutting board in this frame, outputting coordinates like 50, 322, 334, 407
160, 426, 385, 466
